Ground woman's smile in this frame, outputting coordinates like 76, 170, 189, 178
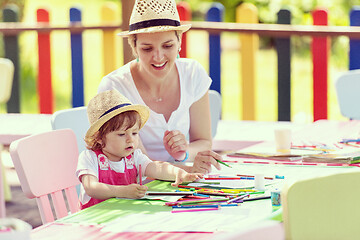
152, 61, 167, 70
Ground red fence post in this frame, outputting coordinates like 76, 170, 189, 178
312, 8, 329, 121
177, 2, 191, 58
37, 8, 53, 114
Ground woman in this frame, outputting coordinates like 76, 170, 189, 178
98, 0, 222, 174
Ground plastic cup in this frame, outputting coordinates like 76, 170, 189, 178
274, 128, 292, 154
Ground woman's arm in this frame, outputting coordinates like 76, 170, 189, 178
188, 91, 212, 155
164, 91, 223, 173
81, 174, 148, 199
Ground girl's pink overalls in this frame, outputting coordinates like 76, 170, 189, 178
80, 149, 138, 209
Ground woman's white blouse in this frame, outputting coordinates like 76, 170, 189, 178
98, 58, 211, 162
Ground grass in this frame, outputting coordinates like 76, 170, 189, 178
0, 0, 349, 123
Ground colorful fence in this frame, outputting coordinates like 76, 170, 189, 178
1, 2, 360, 122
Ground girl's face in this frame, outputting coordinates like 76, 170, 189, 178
100, 119, 140, 162
135, 31, 180, 79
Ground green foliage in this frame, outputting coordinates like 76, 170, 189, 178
19, 55, 37, 113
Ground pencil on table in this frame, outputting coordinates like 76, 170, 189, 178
216, 158, 232, 168
139, 164, 142, 185
171, 208, 219, 213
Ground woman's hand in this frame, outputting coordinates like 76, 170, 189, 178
171, 169, 203, 187
123, 184, 148, 199
191, 150, 222, 174
163, 130, 188, 161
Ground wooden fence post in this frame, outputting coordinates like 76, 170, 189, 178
177, 1, 191, 58
121, 0, 135, 64
312, 8, 329, 121
102, 2, 118, 75
37, 8, 54, 113
70, 7, 85, 107
3, 5, 20, 113
206, 3, 224, 94
350, 7, 360, 70
276, 9, 292, 121
236, 3, 259, 120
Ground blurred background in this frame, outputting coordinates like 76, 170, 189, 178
0, 0, 357, 122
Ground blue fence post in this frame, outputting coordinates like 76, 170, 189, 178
276, 9, 291, 121
3, 4, 20, 113
350, 7, 360, 70
206, 3, 224, 94
70, 7, 84, 107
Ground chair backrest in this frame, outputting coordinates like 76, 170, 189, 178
51, 106, 89, 153
282, 171, 360, 240
209, 90, 222, 138
0, 58, 14, 103
9, 129, 80, 224
335, 70, 360, 120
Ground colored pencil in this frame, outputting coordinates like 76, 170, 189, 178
172, 203, 239, 209
196, 191, 237, 197
139, 164, 142, 185
243, 195, 271, 201
227, 194, 250, 203
204, 177, 242, 180
237, 174, 274, 180
146, 191, 193, 196
165, 198, 228, 206
171, 208, 219, 213
216, 158, 232, 168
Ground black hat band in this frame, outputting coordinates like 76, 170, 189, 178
99, 103, 131, 119
129, 19, 180, 32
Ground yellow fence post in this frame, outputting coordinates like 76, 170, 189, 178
101, 2, 118, 75
236, 3, 259, 120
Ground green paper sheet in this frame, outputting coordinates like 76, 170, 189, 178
58, 180, 175, 225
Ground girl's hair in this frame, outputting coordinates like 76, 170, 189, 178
85, 110, 141, 151
128, 30, 181, 58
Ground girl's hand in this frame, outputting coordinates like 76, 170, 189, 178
124, 184, 148, 199
171, 169, 203, 187
192, 150, 222, 174
163, 130, 188, 161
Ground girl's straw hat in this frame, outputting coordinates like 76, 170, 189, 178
86, 90, 150, 138
118, 0, 191, 37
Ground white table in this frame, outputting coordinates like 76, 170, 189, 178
0, 113, 52, 146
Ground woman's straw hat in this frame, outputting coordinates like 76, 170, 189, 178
118, 0, 191, 37
86, 90, 150, 138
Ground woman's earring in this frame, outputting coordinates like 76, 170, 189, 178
177, 54, 180, 59
136, 58, 139, 62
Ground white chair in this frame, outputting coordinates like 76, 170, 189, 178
9, 129, 80, 224
209, 90, 222, 138
51, 106, 89, 153
0, 58, 14, 218
335, 70, 360, 120
282, 171, 360, 240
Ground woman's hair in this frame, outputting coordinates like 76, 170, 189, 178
85, 110, 141, 151
128, 30, 182, 58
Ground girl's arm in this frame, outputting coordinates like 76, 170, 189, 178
81, 174, 148, 199
144, 161, 202, 186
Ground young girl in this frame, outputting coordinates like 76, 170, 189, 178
76, 90, 202, 209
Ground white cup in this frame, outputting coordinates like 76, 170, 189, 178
254, 173, 265, 191
274, 128, 292, 153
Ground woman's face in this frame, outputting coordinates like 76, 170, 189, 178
135, 31, 180, 79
